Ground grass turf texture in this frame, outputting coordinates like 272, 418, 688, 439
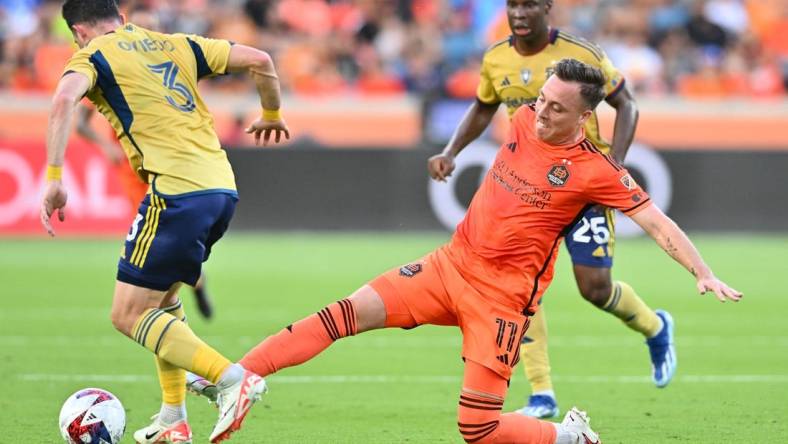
0, 233, 786, 443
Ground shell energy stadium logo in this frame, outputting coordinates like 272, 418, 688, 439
546, 165, 570, 187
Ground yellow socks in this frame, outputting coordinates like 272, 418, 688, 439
156, 300, 187, 406
520, 308, 553, 393
131, 307, 231, 385
603, 281, 662, 338
519, 282, 660, 399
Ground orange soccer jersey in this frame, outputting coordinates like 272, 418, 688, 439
368, 104, 652, 379
448, 104, 652, 315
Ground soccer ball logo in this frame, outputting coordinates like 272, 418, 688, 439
58, 388, 125, 444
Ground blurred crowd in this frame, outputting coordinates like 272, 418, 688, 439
1, 0, 786, 98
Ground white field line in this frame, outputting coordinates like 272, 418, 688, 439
3, 335, 788, 348
16, 373, 788, 384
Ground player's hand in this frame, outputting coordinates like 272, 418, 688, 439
428, 153, 456, 182
245, 117, 290, 146
696, 276, 742, 303
40, 181, 68, 237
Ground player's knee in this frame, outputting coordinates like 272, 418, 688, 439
347, 285, 387, 333
109, 303, 146, 337
109, 307, 133, 336
577, 274, 612, 308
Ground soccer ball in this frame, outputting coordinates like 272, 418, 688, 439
58, 388, 125, 444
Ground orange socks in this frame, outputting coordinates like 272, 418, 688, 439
458, 360, 557, 444
240, 300, 557, 444
240, 299, 357, 377
492, 414, 556, 444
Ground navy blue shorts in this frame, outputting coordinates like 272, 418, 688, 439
117, 190, 237, 291
564, 206, 615, 268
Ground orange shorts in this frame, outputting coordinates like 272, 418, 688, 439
369, 245, 530, 380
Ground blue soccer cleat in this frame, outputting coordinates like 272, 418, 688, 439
647, 309, 676, 388
516, 394, 560, 419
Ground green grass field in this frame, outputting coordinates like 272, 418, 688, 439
1, 233, 786, 443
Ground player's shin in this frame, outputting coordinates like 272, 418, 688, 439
603, 281, 662, 337
154, 300, 188, 424
459, 361, 556, 444
130, 308, 232, 386
239, 298, 358, 377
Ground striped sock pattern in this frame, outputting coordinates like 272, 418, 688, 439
130, 307, 231, 384
317, 299, 357, 341
458, 391, 503, 443
132, 308, 175, 351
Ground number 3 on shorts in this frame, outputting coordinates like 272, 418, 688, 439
126, 213, 144, 242
572, 216, 610, 244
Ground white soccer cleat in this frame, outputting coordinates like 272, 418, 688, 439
133, 414, 193, 444
560, 407, 601, 444
208, 370, 268, 443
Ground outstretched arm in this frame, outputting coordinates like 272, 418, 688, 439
428, 100, 499, 182
40, 72, 90, 236
605, 85, 639, 163
630, 205, 742, 302
226, 44, 290, 146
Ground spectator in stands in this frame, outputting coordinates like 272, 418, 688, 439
654, 28, 696, 92
757, 1, 788, 90
602, 6, 666, 94
686, 0, 729, 50
0, 0, 785, 98
704, 0, 749, 36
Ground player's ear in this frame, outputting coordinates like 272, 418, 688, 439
119, 13, 127, 25
71, 24, 87, 46
544, 0, 553, 14
578, 109, 592, 126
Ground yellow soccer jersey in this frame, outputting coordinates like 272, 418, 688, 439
477, 29, 625, 153
63, 23, 235, 196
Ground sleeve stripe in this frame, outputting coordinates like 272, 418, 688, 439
582, 139, 623, 171
89, 50, 134, 133
187, 37, 213, 79
485, 36, 512, 53
556, 32, 603, 61
622, 198, 652, 214
601, 154, 623, 171
88, 50, 145, 161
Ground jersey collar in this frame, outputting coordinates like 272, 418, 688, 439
510, 27, 559, 55
531, 127, 587, 153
